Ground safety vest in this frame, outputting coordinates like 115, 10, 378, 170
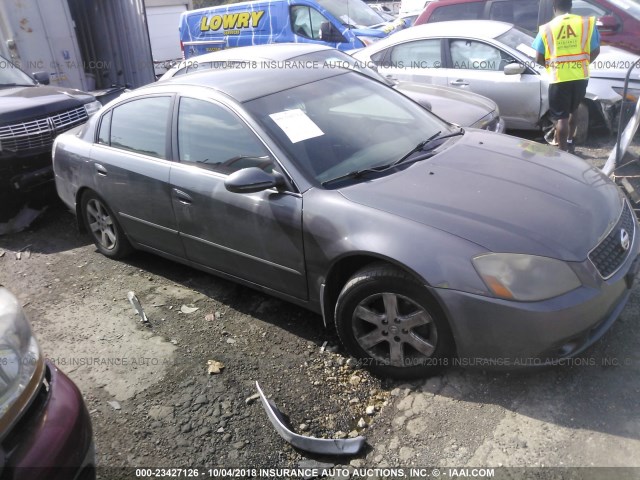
540, 14, 595, 83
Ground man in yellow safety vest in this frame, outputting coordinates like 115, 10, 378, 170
533, 0, 600, 153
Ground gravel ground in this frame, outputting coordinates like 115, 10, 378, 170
0, 130, 639, 479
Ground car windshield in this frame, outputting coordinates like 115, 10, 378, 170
496, 26, 537, 60
244, 71, 452, 186
317, 0, 385, 27
608, 0, 640, 20
291, 49, 394, 86
0, 55, 36, 87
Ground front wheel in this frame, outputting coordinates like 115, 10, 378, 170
81, 191, 132, 259
334, 264, 454, 379
542, 101, 589, 146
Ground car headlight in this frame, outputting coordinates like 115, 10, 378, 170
472, 253, 582, 301
612, 87, 640, 103
471, 112, 503, 132
0, 287, 44, 437
84, 100, 102, 116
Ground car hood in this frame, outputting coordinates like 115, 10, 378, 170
589, 46, 640, 81
353, 18, 406, 38
338, 130, 622, 261
395, 82, 497, 126
0, 85, 95, 125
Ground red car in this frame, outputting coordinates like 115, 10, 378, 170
0, 287, 95, 480
414, 0, 640, 55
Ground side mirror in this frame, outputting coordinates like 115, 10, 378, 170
320, 22, 346, 43
32, 71, 50, 85
224, 167, 285, 194
597, 15, 620, 34
504, 63, 525, 75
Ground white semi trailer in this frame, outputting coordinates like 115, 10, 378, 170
0, 0, 157, 94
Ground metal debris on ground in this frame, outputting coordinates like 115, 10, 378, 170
207, 360, 225, 375
180, 305, 199, 314
127, 291, 149, 323
255, 381, 366, 456
320, 340, 328, 353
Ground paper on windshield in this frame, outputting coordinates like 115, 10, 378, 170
269, 109, 324, 144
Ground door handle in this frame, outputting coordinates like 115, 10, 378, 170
172, 188, 193, 205
95, 163, 107, 176
450, 79, 469, 86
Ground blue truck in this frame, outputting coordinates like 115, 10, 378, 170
179, 0, 406, 58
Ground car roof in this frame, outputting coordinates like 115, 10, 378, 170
379, 19, 513, 42
150, 66, 348, 103
161, 44, 338, 81
183, 43, 335, 63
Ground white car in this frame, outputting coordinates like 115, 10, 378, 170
353, 20, 640, 142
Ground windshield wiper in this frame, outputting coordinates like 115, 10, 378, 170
197, 155, 270, 165
321, 128, 464, 188
392, 127, 464, 168
0, 83, 34, 88
321, 163, 394, 187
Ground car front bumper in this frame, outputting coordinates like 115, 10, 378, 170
431, 252, 640, 367
2, 361, 95, 480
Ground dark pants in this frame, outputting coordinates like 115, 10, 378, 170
548, 79, 588, 120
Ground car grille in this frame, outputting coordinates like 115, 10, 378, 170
589, 201, 636, 279
0, 106, 88, 153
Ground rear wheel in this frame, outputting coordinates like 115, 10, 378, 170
334, 263, 453, 379
81, 191, 132, 258
543, 101, 589, 146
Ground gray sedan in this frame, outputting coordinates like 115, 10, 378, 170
54, 65, 639, 378
158, 43, 505, 132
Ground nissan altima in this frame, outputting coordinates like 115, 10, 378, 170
158, 43, 505, 133
53, 66, 639, 378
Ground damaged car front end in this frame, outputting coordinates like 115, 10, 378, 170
587, 46, 640, 133
0, 54, 100, 227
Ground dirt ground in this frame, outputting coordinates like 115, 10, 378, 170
1, 130, 639, 479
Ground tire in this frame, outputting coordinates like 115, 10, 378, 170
81, 191, 132, 259
542, 101, 589, 146
542, 116, 557, 146
334, 263, 454, 379
573, 102, 589, 145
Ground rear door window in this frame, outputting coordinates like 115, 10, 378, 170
429, 3, 484, 22
109, 97, 172, 159
388, 39, 442, 68
572, 0, 608, 17
509, 0, 541, 33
